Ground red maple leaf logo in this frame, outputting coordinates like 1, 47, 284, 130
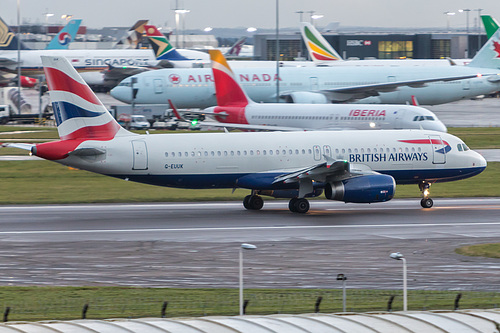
492, 41, 500, 58
169, 74, 181, 84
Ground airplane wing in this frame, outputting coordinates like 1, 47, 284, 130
286, 73, 487, 102
0, 57, 18, 67
272, 156, 378, 185
1, 142, 35, 151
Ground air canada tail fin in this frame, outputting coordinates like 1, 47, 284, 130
225, 36, 247, 57
300, 22, 342, 63
114, 19, 148, 49
209, 50, 252, 107
41, 56, 129, 141
45, 19, 82, 50
144, 25, 189, 60
482, 15, 500, 40
467, 27, 500, 69
0, 16, 30, 50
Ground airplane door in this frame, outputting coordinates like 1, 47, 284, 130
394, 109, 406, 129
313, 145, 321, 161
132, 140, 148, 170
462, 79, 471, 90
429, 135, 446, 164
310, 77, 319, 91
153, 79, 164, 94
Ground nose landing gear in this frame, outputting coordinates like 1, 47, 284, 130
419, 182, 433, 208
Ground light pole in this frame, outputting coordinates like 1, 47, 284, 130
474, 9, 483, 51
444, 11, 456, 33
337, 274, 347, 312
390, 252, 407, 311
239, 243, 257, 315
295, 11, 304, 23
459, 9, 471, 34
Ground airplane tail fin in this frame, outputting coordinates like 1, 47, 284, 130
481, 15, 500, 40
45, 19, 82, 50
41, 56, 129, 141
209, 50, 251, 107
467, 27, 500, 69
0, 16, 30, 50
300, 22, 342, 63
144, 25, 189, 60
225, 37, 247, 57
114, 19, 148, 49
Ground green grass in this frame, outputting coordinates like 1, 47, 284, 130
456, 243, 500, 258
0, 287, 497, 321
0, 161, 498, 204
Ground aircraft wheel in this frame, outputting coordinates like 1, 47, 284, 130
243, 195, 252, 210
420, 198, 433, 209
294, 198, 310, 214
248, 195, 264, 210
288, 198, 298, 212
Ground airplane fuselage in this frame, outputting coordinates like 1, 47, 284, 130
111, 66, 500, 107
56, 130, 485, 190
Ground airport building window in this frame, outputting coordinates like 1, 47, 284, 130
431, 39, 451, 58
266, 39, 303, 61
378, 41, 413, 59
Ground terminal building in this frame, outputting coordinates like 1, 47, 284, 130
254, 32, 488, 61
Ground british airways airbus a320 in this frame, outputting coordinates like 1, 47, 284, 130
3, 57, 486, 213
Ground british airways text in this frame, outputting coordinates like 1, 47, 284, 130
349, 152, 428, 163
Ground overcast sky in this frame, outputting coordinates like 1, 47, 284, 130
3, 0, 500, 32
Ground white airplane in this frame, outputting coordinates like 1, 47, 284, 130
192, 50, 446, 132
2, 56, 486, 213
300, 22, 469, 66
110, 27, 500, 108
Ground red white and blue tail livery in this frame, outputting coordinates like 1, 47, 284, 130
2, 57, 486, 213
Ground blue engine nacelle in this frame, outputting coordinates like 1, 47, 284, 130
324, 174, 396, 203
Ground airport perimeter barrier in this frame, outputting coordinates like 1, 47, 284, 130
0, 289, 499, 322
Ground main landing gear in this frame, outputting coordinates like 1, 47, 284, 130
419, 182, 433, 208
288, 197, 310, 214
243, 193, 264, 210
242, 191, 311, 213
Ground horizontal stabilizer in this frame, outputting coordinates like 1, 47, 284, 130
1, 142, 35, 151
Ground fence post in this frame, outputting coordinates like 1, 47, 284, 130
314, 296, 323, 313
161, 301, 168, 318
82, 303, 89, 319
387, 296, 395, 312
3, 307, 9, 322
243, 300, 249, 315
454, 293, 462, 310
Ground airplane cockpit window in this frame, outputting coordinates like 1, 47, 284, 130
425, 116, 435, 121
462, 143, 470, 151
457, 144, 463, 152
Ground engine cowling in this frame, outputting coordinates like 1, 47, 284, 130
285, 92, 328, 104
324, 174, 395, 203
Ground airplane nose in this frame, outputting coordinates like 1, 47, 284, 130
110, 86, 132, 103
435, 121, 447, 133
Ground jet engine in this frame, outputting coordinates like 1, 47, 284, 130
324, 174, 396, 203
284, 92, 329, 104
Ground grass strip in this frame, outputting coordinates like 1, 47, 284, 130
455, 243, 500, 258
0, 287, 497, 321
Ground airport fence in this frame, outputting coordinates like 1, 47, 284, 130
0, 288, 498, 321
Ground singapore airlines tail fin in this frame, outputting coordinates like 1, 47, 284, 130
45, 19, 82, 50
114, 19, 148, 49
209, 50, 252, 107
467, 27, 500, 69
41, 56, 130, 141
482, 15, 500, 40
0, 16, 30, 50
144, 25, 189, 60
300, 22, 343, 63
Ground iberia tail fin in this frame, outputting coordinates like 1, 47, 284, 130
300, 22, 342, 63
209, 50, 252, 107
144, 25, 189, 60
42, 56, 130, 141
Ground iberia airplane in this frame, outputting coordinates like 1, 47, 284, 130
2, 57, 486, 213
199, 50, 447, 132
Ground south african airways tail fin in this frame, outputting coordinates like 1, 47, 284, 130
300, 22, 342, 63
45, 19, 82, 50
209, 50, 252, 107
144, 25, 189, 60
0, 16, 30, 50
42, 56, 130, 142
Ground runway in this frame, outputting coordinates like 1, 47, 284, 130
0, 198, 499, 290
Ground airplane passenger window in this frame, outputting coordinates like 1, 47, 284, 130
204, 151, 208, 156
302, 149, 306, 154
211, 151, 215, 156
405, 148, 409, 152
342, 149, 345, 153
191, 152, 195, 157
289, 149, 292, 155
308, 149, 312, 154
224, 151, 228, 156
244, 151, 247, 156
237, 151, 241, 156
295, 149, 299, 154
165, 152, 168, 157
231, 151, 234, 156
198, 152, 202, 157
282, 150, 286, 155
270, 150, 273, 155
276, 150, 280, 155
185, 152, 188, 157
256, 150, 260, 155
263, 150, 266, 156
217, 151, 221, 156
